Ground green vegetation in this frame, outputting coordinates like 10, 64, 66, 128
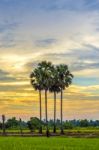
0, 137, 99, 150
0, 117, 99, 134
0, 127, 98, 133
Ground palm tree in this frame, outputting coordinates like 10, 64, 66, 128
19, 118, 23, 135
30, 67, 44, 133
2, 115, 6, 136
49, 67, 61, 133
56, 64, 73, 134
38, 61, 54, 136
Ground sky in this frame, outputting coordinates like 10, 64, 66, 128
0, 0, 99, 120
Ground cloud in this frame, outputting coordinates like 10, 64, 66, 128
35, 38, 57, 47
84, 0, 99, 10
41, 0, 82, 11
0, 69, 16, 81
0, 21, 20, 49
29, 45, 99, 72
0, 21, 19, 33
0, 81, 29, 87
0, 39, 16, 48
41, 0, 99, 12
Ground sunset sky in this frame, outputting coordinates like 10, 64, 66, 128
0, 0, 99, 120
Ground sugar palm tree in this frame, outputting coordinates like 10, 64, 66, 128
19, 118, 23, 135
49, 67, 61, 133
2, 115, 6, 136
38, 61, 54, 136
56, 64, 73, 134
30, 67, 44, 133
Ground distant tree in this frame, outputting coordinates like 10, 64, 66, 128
63, 121, 73, 129
6, 117, 19, 129
79, 119, 89, 127
27, 117, 43, 133
95, 120, 99, 127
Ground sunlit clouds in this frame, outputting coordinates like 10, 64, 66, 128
0, 0, 99, 119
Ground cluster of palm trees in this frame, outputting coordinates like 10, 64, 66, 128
30, 61, 73, 135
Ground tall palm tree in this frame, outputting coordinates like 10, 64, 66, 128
49, 67, 61, 133
30, 67, 44, 133
56, 64, 73, 134
38, 61, 54, 136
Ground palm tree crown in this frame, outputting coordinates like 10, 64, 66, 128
30, 68, 44, 91
38, 61, 54, 91
56, 64, 73, 89
49, 66, 60, 92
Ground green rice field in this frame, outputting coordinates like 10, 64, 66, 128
0, 137, 99, 150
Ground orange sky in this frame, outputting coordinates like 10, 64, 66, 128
0, 0, 99, 120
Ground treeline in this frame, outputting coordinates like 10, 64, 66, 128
0, 117, 99, 132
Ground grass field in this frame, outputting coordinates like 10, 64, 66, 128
0, 137, 99, 150
0, 127, 99, 133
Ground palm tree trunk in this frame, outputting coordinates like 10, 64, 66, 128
2, 115, 6, 136
53, 92, 56, 133
60, 88, 64, 134
45, 90, 49, 136
39, 90, 42, 133
19, 118, 23, 136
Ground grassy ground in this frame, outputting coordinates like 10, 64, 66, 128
0, 137, 99, 150
0, 127, 99, 133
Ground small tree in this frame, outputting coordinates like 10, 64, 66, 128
80, 119, 89, 127
27, 117, 42, 133
63, 121, 73, 129
6, 117, 19, 129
